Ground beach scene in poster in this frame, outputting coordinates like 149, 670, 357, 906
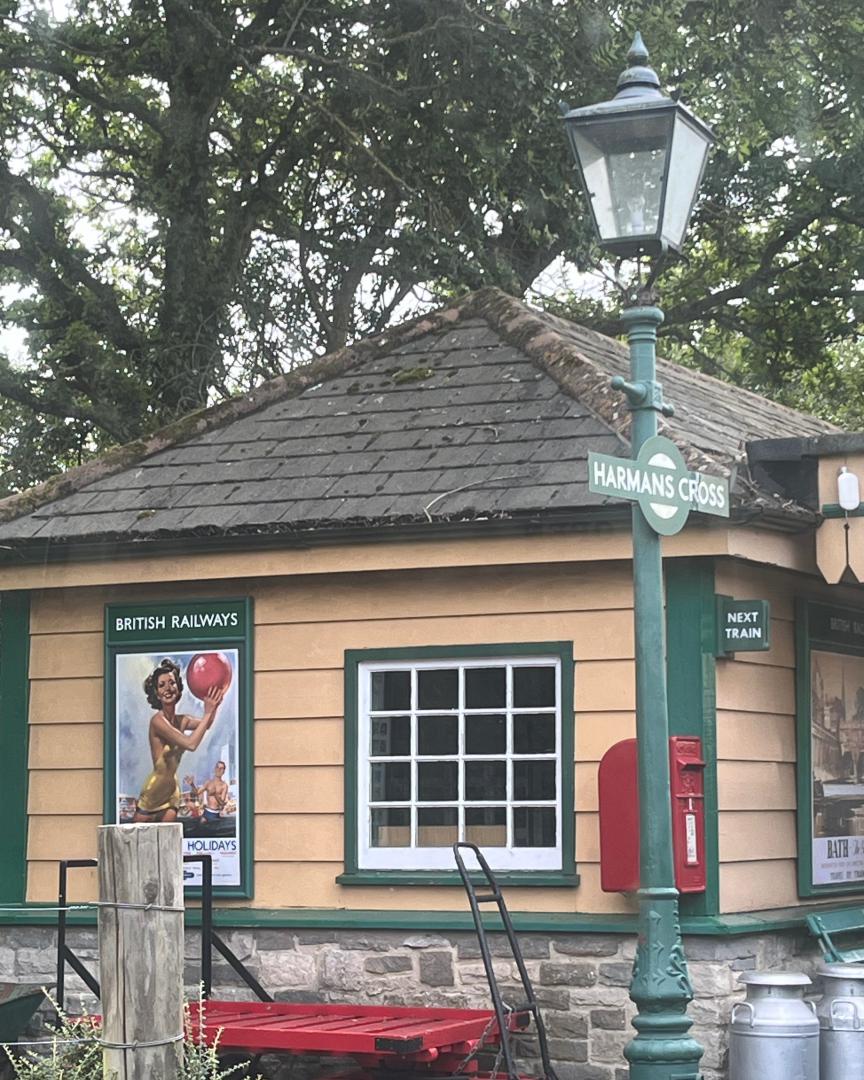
811, 649, 864, 886
115, 647, 241, 887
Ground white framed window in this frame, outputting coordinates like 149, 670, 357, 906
356, 653, 564, 872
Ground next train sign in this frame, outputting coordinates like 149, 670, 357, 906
588, 435, 729, 536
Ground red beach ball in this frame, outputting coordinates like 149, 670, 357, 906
186, 652, 233, 701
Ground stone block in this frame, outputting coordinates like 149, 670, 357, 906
254, 930, 297, 950
533, 988, 572, 1011
365, 956, 413, 974
295, 931, 337, 946
0, 947, 16, 976
341, 933, 400, 953
15, 948, 57, 978
689, 962, 737, 999
403, 935, 452, 949
570, 986, 630, 1008
685, 936, 762, 962
547, 1038, 588, 1062
690, 997, 734, 1028
419, 952, 454, 987
589, 1027, 629, 1063
258, 951, 318, 989
4, 928, 55, 949
590, 1008, 626, 1031
552, 1065, 613, 1080
186, 960, 262, 989
546, 1012, 589, 1039
552, 936, 620, 958
274, 990, 323, 1004
321, 952, 365, 992
457, 961, 515, 985
539, 963, 597, 987
220, 932, 256, 960
598, 963, 631, 987
65, 930, 98, 951
457, 934, 550, 960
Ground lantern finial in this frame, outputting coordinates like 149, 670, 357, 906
616, 31, 662, 100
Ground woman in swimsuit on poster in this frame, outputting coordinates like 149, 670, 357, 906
132, 658, 225, 823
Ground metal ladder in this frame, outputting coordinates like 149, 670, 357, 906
453, 842, 559, 1080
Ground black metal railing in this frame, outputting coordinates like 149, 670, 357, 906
55, 854, 271, 1011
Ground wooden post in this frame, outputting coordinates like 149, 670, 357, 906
98, 824, 184, 1080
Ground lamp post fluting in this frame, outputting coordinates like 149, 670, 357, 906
561, 34, 715, 1080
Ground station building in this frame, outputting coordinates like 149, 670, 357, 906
0, 288, 861, 1078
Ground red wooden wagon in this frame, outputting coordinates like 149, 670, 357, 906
56, 845, 557, 1080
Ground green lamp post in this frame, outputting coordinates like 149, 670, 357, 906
560, 34, 714, 1080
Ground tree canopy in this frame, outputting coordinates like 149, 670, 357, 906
0, 0, 862, 493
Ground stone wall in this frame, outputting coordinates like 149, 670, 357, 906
0, 924, 820, 1080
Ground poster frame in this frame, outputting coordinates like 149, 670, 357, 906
796, 598, 864, 898
103, 597, 254, 899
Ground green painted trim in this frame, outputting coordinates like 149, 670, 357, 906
343, 642, 576, 880
335, 871, 580, 887
103, 597, 255, 900
796, 598, 864, 899
821, 504, 864, 518
665, 559, 719, 917
0, 592, 30, 904
796, 598, 814, 898
0, 901, 858, 937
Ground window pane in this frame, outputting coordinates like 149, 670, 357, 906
418, 715, 458, 756
418, 668, 458, 710
465, 761, 506, 801
371, 670, 410, 711
418, 761, 458, 801
371, 762, 411, 801
513, 666, 556, 708
514, 807, 556, 847
466, 807, 507, 847
371, 716, 410, 756
465, 667, 506, 708
418, 807, 458, 846
513, 714, 556, 754
465, 714, 506, 755
513, 760, 556, 800
371, 808, 410, 847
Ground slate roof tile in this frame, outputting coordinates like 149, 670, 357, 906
0, 287, 838, 549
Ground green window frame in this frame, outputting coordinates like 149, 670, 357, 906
797, 599, 864, 897
338, 642, 577, 887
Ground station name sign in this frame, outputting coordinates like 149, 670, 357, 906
588, 435, 729, 536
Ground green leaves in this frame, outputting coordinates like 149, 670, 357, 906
1, 0, 863, 492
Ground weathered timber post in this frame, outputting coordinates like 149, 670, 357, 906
98, 823, 184, 1080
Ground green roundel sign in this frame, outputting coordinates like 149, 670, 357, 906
588, 435, 729, 536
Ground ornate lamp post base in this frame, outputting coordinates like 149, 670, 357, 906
625, 886, 703, 1078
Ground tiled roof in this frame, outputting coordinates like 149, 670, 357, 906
0, 288, 838, 553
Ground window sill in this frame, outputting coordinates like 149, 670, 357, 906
335, 870, 580, 888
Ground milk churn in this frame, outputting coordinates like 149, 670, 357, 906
729, 972, 819, 1080
816, 962, 864, 1080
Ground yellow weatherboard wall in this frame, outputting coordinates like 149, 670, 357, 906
26, 558, 639, 913
715, 560, 864, 912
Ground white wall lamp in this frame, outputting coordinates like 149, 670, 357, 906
838, 466, 861, 513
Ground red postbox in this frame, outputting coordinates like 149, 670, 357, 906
669, 736, 706, 894
598, 736, 706, 893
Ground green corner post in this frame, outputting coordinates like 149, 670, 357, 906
618, 306, 703, 1079
560, 31, 715, 1077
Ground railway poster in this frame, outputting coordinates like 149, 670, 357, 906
105, 599, 252, 897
